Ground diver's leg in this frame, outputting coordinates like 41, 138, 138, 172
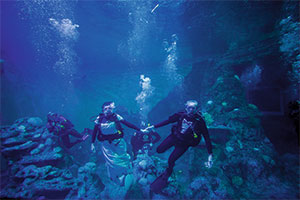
69, 139, 83, 148
69, 129, 83, 138
69, 129, 89, 140
150, 141, 187, 193
64, 130, 84, 148
165, 144, 189, 176
61, 135, 73, 149
156, 134, 176, 153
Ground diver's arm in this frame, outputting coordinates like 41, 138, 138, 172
91, 124, 98, 143
116, 114, 140, 131
120, 120, 140, 131
199, 119, 212, 155
197, 119, 213, 168
91, 125, 100, 152
69, 129, 84, 138
153, 113, 181, 128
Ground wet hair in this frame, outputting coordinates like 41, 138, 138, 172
102, 101, 115, 111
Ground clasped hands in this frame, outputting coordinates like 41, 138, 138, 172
140, 125, 154, 133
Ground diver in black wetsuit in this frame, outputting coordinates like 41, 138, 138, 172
46, 112, 89, 149
131, 130, 161, 158
143, 100, 213, 192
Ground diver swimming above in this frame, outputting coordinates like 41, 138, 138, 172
90, 101, 144, 188
142, 100, 213, 193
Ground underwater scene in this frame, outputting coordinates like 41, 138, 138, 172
1, 0, 299, 199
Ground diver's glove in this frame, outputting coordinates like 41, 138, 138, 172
140, 124, 155, 133
205, 154, 213, 168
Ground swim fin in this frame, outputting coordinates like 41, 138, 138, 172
150, 173, 169, 193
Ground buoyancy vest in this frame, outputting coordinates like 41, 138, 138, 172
96, 113, 124, 143
172, 112, 203, 146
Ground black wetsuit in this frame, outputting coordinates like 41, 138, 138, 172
91, 113, 140, 144
47, 114, 85, 149
154, 112, 212, 176
131, 131, 161, 158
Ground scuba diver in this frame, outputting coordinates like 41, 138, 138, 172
131, 130, 161, 159
142, 100, 213, 193
90, 101, 143, 188
46, 112, 89, 149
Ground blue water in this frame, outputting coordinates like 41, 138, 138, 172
1, 1, 192, 130
1, 1, 299, 199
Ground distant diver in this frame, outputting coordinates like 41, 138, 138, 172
131, 129, 161, 159
90, 101, 145, 187
142, 100, 213, 193
46, 112, 89, 149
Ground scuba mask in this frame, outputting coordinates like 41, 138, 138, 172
103, 102, 115, 116
185, 100, 198, 116
186, 106, 197, 115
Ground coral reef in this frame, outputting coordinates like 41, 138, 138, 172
0, 117, 104, 199
1, 112, 299, 199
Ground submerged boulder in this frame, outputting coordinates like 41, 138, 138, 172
2, 137, 28, 147
75, 162, 104, 199
27, 117, 43, 127
2, 141, 39, 156
0, 117, 85, 199
0, 130, 20, 140
18, 150, 63, 166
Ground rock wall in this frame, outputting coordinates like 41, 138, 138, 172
0, 117, 104, 199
